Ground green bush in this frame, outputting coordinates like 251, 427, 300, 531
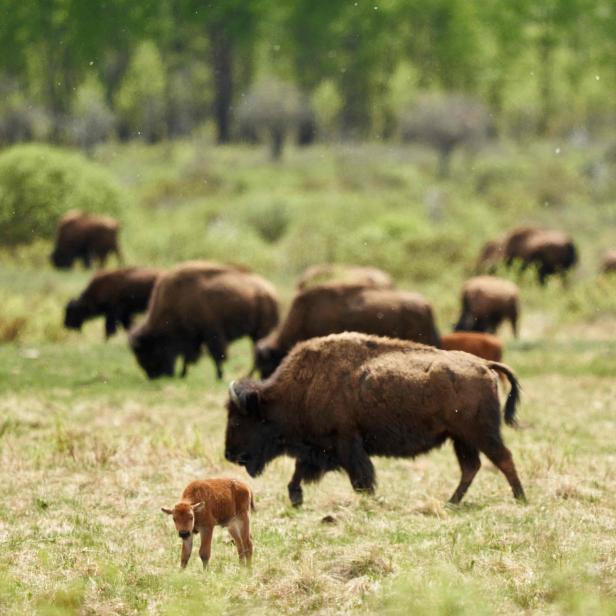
0, 144, 124, 245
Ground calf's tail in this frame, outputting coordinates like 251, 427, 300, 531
250, 491, 256, 512
487, 361, 520, 426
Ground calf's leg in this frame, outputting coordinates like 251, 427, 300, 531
180, 535, 193, 569
198, 526, 214, 569
228, 513, 252, 565
449, 439, 481, 504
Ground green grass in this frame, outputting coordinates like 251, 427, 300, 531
1, 140, 616, 613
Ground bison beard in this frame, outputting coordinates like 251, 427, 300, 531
224, 334, 526, 507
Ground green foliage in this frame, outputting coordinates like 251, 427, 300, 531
0, 144, 124, 245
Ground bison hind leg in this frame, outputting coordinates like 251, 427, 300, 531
449, 439, 481, 504
338, 437, 376, 495
475, 434, 526, 502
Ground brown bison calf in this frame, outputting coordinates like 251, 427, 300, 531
254, 284, 440, 378
129, 261, 279, 379
455, 276, 519, 337
226, 332, 525, 507
297, 264, 394, 290
64, 267, 160, 338
51, 210, 121, 269
162, 478, 254, 569
441, 332, 503, 362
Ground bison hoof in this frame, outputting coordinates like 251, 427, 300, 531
288, 488, 303, 507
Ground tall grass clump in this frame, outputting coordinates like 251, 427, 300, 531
0, 144, 124, 246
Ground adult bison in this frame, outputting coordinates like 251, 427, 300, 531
504, 226, 577, 285
455, 276, 519, 337
50, 210, 121, 269
254, 283, 440, 378
129, 261, 279, 380
64, 267, 161, 338
296, 264, 394, 290
225, 332, 525, 506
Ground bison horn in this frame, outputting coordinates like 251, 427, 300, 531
228, 381, 241, 407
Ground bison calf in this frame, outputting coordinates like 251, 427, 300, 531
255, 284, 439, 378
441, 332, 503, 362
64, 267, 160, 338
226, 332, 525, 507
51, 210, 121, 269
162, 478, 254, 569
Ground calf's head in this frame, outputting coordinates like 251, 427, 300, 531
130, 330, 177, 379
225, 379, 283, 477
162, 501, 205, 539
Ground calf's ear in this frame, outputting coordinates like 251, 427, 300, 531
229, 380, 261, 416
161, 507, 173, 515
191, 502, 205, 512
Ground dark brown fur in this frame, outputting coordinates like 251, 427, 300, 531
254, 284, 440, 378
454, 276, 519, 337
226, 332, 525, 506
64, 267, 161, 338
162, 478, 254, 569
297, 264, 394, 290
51, 210, 121, 269
129, 261, 279, 379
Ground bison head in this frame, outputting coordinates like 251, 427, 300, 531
225, 379, 283, 477
64, 299, 87, 330
129, 330, 178, 379
254, 341, 286, 379
50, 248, 74, 269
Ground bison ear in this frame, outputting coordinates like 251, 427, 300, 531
229, 380, 261, 416
191, 501, 205, 512
161, 507, 173, 515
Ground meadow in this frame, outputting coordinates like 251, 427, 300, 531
1, 138, 616, 614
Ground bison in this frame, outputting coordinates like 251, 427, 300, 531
129, 261, 279, 380
64, 267, 161, 338
476, 239, 504, 273
296, 264, 394, 290
50, 210, 121, 269
454, 276, 519, 337
441, 331, 503, 362
503, 226, 577, 285
162, 478, 254, 569
254, 283, 440, 378
225, 332, 525, 506
601, 250, 616, 274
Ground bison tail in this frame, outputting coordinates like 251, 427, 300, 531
487, 361, 520, 426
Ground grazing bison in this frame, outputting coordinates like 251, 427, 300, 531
51, 210, 121, 269
476, 239, 504, 273
225, 332, 525, 506
503, 226, 577, 285
254, 284, 440, 378
297, 264, 394, 290
601, 250, 616, 273
162, 478, 254, 569
64, 267, 161, 338
455, 276, 519, 337
129, 261, 279, 379
441, 332, 503, 362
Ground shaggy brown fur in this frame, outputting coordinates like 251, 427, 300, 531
162, 478, 254, 569
601, 250, 616, 273
64, 267, 161, 338
455, 276, 519, 337
441, 332, 503, 362
129, 261, 279, 379
226, 332, 525, 506
297, 264, 394, 290
476, 239, 504, 273
51, 210, 121, 269
254, 284, 440, 378
502, 226, 577, 285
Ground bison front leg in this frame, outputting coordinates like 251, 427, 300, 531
204, 333, 227, 380
104, 313, 118, 338
180, 534, 193, 569
287, 459, 326, 507
337, 437, 376, 495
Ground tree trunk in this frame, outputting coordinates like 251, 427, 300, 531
210, 27, 233, 144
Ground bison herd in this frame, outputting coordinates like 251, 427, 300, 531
47, 210, 614, 567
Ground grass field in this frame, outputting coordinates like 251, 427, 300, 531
1, 140, 616, 614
